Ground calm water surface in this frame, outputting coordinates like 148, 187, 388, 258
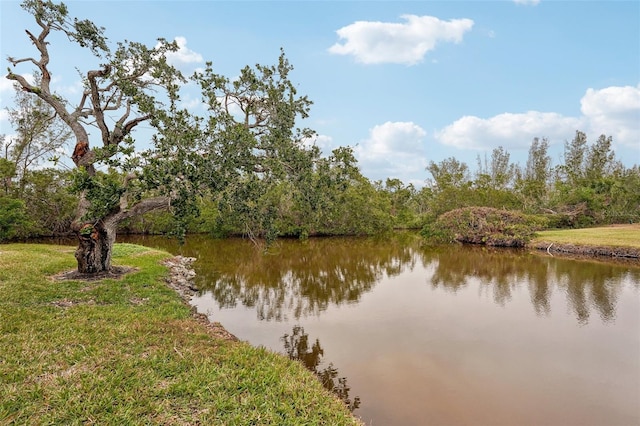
120, 233, 640, 426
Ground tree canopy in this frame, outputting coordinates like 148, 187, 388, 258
4, 0, 324, 272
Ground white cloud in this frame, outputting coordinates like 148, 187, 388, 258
303, 134, 333, 151
328, 15, 474, 65
51, 75, 84, 97
0, 78, 16, 94
435, 84, 639, 151
513, 0, 541, 5
354, 121, 428, 182
179, 95, 206, 111
580, 84, 640, 148
160, 36, 203, 65
435, 112, 583, 150
0, 74, 31, 126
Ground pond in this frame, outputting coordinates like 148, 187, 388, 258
119, 232, 640, 426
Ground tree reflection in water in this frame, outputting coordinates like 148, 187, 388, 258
281, 325, 361, 412
420, 245, 638, 324
119, 233, 639, 325
194, 233, 418, 320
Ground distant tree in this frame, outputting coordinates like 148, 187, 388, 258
6, 75, 72, 189
560, 130, 588, 185
473, 147, 519, 209
0, 154, 16, 195
427, 157, 470, 190
584, 134, 617, 183
382, 178, 418, 228
551, 131, 633, 225
425, 157, 473, 217
476, 146, 514, 190
0, 196, 28, 242
608, 166, 640, 223
18, 168, 77, 237
311, 147, 392, 236
516, 137, 552, 212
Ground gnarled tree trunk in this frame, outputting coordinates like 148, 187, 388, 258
72, 196, 171, 273
73, 220, 117, 273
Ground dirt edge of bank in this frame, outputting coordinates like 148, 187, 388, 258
161, 255, 239, 342
529, 241, 640, 261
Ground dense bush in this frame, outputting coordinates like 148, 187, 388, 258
422, 207, 548, 247
0, 196, 28, 242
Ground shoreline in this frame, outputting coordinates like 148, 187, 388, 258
161, 255, 240, 341
529, 241, 640, 260
528, 224, 640, 262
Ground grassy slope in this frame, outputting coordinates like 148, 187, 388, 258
0, 243, 360, 425
532, 224, 640, 248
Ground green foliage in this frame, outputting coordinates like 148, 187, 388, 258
0, 197, 28, 241
70, 169, 124, 221
21, 0, 108, 56
381, 178, 421, 229
423, 207, 548, 247
0, 158, 16, 194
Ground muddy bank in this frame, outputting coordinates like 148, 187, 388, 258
530, 241, 640, 260
162, 255, 238, 341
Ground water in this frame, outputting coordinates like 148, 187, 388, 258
119, 233, 640, 426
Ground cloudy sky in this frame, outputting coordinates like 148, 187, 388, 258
1, 0, 638, 186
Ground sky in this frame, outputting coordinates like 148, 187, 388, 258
1, 0, 639, 187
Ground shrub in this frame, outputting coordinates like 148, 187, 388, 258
0, 196, 28, 242
422, 206, 548, 247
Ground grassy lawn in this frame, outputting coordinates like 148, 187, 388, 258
0, 243, 360, 425
532, 224, 640, 248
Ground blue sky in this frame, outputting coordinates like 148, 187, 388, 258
1, 0, 639, 186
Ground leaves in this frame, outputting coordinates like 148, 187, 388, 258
69, 169, 124, 221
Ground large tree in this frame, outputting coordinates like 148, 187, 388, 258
6, 0, 314, 273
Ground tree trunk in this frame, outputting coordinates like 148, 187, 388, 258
74, 220, 117, 273
71, 196, 171, 274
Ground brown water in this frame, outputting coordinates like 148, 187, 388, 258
119, 233, 640, 426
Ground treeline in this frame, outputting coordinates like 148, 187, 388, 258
1, 130, 638, 242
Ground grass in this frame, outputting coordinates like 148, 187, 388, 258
532, 224, 640, 248
0, 243, 361, 425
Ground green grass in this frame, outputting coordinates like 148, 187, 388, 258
532, 224, 640, 248
0, 243, 361, 425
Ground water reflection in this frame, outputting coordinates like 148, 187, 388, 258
418, 245, 637, 324
282, 325, 361, 412
118, 233, 639, 325
189, 234, 418, 320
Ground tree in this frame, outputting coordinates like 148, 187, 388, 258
584, 134, 617, 183
426, 157, 470, 190
6, 1, 314, 273
382, 178, 418, 228
425, 157, 473, 217
476, 146, 514, 190
473, 147, 519, 210
6, 75, 72, 189
0, 155, 16, 195
560, 130, 588, 185
516, 137, 552, 212
0, 196, 28, 241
